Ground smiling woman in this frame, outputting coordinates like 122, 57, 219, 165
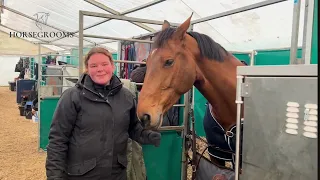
45, 46, 162, 180
84, 47, 115, 85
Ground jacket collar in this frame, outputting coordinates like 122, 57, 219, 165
76, 73, 123, 98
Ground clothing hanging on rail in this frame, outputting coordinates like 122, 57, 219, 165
120, 43, 137, 79
127, 43, 136, 78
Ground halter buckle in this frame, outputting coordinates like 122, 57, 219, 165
225, 131, 234, 137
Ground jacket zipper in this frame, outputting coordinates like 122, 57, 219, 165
82, 83, 122, 142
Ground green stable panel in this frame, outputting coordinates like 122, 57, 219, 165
142, 131, 183, 180
254, 48, 303, 65
39, 97, 60, 150
70, 47, 91, 66
233, 53, 251, 65
112, 53, 118, 75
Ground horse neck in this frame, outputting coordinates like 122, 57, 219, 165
193, 54, 240, 130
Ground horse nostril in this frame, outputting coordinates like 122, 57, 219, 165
143, 114, 150, 121
141, 114, 151, 127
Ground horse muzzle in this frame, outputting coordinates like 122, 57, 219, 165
140, 112, 162, 130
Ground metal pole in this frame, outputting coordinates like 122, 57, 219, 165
181, 90, 190, 180
253, 46, 303, 52
290, 0, 302, 64
41, 75, 79, 77
113, 60, 147, 64
81, 10, 181, 26
250, 50, 256, 66
301, 0, 309, 64
84, 0, 156, 33
234, 75, 244, 180
36, 43, 81, 48
39, 52, 67, 56
182, 24, 194, 180
37, 43, 42, 151
116, 42, 122, 77
79, 11, 84, 76
191, 0, 288, 25
84, 34, 154, 43
49, 0, 166, 43
302, 0, 315, 64
230, 50, 252, 54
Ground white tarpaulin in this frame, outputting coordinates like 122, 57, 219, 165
0, 0, 305, 53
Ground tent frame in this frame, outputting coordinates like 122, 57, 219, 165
1, 0, 311, 65
0, 0, 308, 59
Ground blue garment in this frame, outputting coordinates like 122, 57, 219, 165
203, 103, 233, 161
203, 102, 244, 168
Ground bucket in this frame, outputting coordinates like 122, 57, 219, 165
25, 110, 33, 119
18, 106, 25, 116
24, 101, 33, 120
8, 81, 16, 91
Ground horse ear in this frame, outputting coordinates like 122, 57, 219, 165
174, 12, 193, 40
162, 20, 170, 30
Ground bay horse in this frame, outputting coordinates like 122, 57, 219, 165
136, 14, 245, 169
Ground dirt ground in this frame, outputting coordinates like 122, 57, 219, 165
0, 87, 46, 180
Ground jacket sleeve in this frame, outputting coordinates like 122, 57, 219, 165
45, 88, 79, 180
128, 97, 153, 144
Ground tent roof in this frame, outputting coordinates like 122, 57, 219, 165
0, 0, 305, 54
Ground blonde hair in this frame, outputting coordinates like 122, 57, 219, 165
84, 47, 114, 69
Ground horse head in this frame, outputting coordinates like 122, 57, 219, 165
137, 14, 199, 130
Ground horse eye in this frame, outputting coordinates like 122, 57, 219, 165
164, 59, 174, 67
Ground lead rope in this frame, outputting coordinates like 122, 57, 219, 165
186, 89, 198, 180
191, 108, 197, 180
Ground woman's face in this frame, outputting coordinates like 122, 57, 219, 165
87, 53, 115, 85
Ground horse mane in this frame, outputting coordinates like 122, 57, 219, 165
153, 27, 228, 62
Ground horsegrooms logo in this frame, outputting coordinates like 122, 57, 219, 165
8, 12, 75, 38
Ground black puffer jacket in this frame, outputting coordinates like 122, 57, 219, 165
45, 73, 160, 180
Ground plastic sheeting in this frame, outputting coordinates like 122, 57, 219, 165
1, 0, 306, 53
0, 56, 20, 86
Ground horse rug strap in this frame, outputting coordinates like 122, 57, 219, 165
195, 152, 235, 180
205, 103, 244, 161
